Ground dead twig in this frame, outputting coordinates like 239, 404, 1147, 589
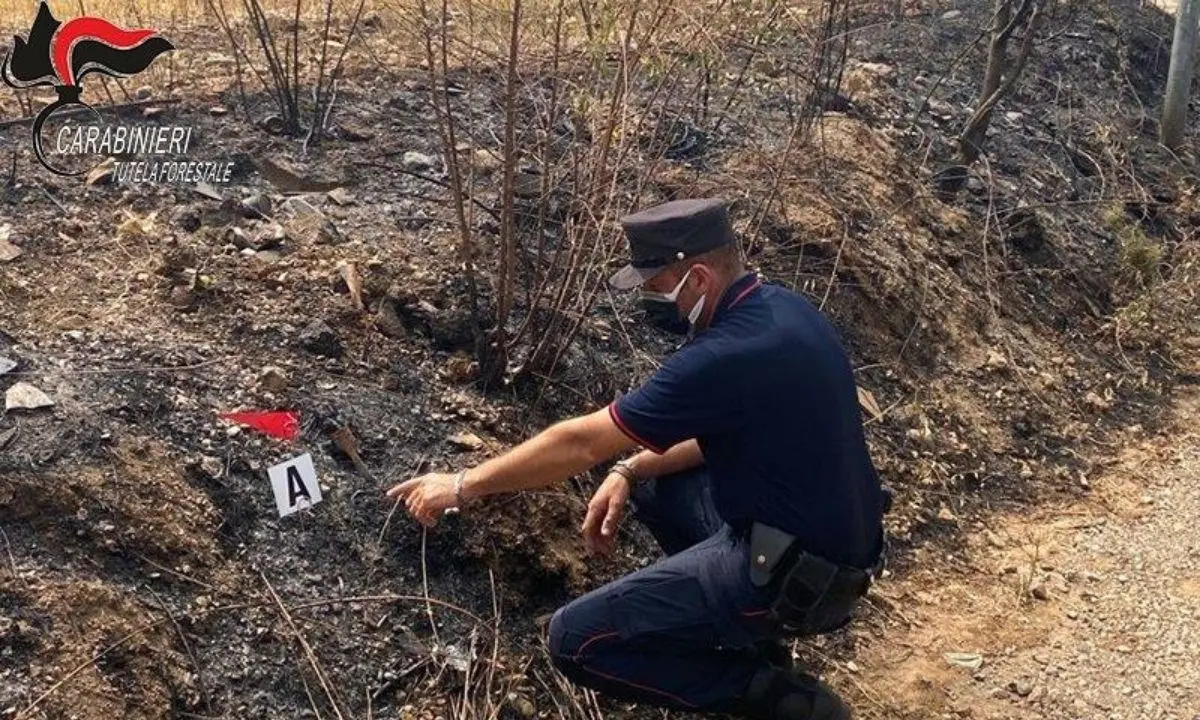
0, 527, 29, 590
0, 98, 181, 130
6, 355, 234, 377
36, 182, 68, 214
262, 572, 349, 720
818, 215, 850, 312
370, 658, 428, 703
144, 587, 213, 714
132, 551, 215, 591
421, 527, 442, 647
330, 425, 374, 482
298, 669, 327, 720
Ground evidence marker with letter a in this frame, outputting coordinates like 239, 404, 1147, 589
268, 452, 323, 518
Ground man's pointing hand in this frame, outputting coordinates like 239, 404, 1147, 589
386, 472, 459, 527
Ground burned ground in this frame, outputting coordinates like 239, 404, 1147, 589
1, 0, 1198, 718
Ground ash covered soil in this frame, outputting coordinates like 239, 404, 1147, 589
1, 0, 1197, 719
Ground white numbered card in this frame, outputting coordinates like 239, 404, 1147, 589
268, 453, 322, 517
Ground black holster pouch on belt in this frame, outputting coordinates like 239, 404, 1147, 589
748, 516, 888, 637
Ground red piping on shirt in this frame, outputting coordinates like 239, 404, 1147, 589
728, 278, 761, 309
608, 402, 667, 454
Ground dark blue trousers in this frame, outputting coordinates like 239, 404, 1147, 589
547, 467, 782, 711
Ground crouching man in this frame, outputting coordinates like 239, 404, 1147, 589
388, 198, 888, 719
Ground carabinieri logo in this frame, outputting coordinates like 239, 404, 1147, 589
2, 1, 174, 176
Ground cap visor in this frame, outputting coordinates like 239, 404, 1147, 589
608, 263, 662, 290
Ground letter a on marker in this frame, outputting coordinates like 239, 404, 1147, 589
287, 465, 311, 506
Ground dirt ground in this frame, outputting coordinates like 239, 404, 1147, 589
1, 0, 1198, 719
842, 386, 1200, 720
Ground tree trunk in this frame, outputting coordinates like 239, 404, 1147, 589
1162, 0, 1200, 149
958, 0, 1039, 165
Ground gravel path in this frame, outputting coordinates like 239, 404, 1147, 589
846, 387, 1200, 720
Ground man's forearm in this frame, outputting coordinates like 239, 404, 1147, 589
625, 439, 703, 479
461, 412, 632, 501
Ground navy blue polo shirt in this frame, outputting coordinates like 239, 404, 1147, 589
609, 273, 884, 568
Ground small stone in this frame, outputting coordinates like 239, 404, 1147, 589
253, 223, 287, 250
327, 187, 356, 206
258, 366, 288, 392
226, 425, 241, 437
255, 250, 281, 264
209, 105, 229, 116
86, 158, 116, 185
63, 330, 84, 342
241, 193, 273, 219
506, 695, 534, 719
401, 151, 438, 171
0, 239, 22, 262
448, 432, 485, 451
0, 356, 16, 376
260, 114, 287, 134
168, 285, 194, 308
1030, 582, 1050, 601
239, 247, 257, 257
375, 297, 407, 339
298, 319, 343, 358
171, 205, 202, 232
194, 182, 223, 201
1014, 679, 1034, 697
471, 149, 502, 174
282, 197, 325, 222
941, 9, 963, 20
135, 85, 152, 99
337, 121, 374, 141
937, 506, 956, 521
141, 106, 165, 119
5, 382, 53, 411
200, 456, 223, 478
225, 228, 252, 250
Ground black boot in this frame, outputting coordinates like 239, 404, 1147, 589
755, 639, 794, 669
740, 665, 851, 720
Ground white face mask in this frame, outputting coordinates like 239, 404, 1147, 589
640, 267, 708, 336
639, 267, 694, 304
686, 294, 706, 326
